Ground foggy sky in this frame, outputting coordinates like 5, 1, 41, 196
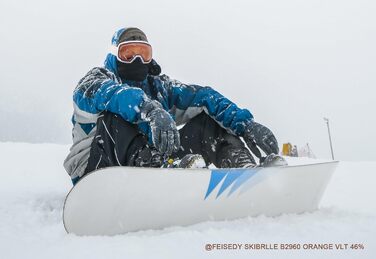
0, 0, 375, 161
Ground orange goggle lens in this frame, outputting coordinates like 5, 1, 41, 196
117, 42, 152, 63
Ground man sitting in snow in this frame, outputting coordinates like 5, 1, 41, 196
64, 27, 285, 185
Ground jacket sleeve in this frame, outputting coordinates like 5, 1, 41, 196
73, 67, 148, 124
162, 75, 254, 135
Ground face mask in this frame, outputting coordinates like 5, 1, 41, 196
117, 57, 149, 82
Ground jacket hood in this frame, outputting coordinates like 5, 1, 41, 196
104, 28, 127, 75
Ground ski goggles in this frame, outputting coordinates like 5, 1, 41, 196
111, 41, 152, 64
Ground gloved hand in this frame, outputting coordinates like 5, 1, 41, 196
243, 120, 279, 156
142, 101, 180, 155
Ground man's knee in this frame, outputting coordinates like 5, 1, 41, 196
98, 111, 139, 137
184, 112, 245, 146
85, 111, 147, 173
185, 112, 212, 126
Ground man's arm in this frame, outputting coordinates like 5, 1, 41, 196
73, 67, 180, 155
73, 67, 147, 124
161, 75, 253, 135
161, 75, 279, 155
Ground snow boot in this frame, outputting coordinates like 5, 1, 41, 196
130, 145, 165, 167
172, 154, 206, 168
217, 146, 257, 168
164, 154, 206, 169
260, 154, 288, 167
131, 145, 206, 169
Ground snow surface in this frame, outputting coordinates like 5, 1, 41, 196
0, 142, 375, 259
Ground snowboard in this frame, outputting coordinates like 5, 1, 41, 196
63, 161, 338, 236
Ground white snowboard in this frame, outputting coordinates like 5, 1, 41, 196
63, 161, 338, 236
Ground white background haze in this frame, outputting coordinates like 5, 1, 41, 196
0, 0, 375, 161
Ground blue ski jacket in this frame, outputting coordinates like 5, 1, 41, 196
64, 28, 253, 180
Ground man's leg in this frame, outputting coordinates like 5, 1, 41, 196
176, 112, 256, 168
85, 111, 163, 174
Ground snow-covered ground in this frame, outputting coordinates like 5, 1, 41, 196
0, 142, 375, 259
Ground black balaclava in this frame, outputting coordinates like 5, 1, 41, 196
117, 28, 150, 82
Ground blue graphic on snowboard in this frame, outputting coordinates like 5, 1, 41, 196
205, 169, 261, 199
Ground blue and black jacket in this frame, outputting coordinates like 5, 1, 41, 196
64, 28, 253, 180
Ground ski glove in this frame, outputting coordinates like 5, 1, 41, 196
243, 121, 279, 156
141, 101, 180, 155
